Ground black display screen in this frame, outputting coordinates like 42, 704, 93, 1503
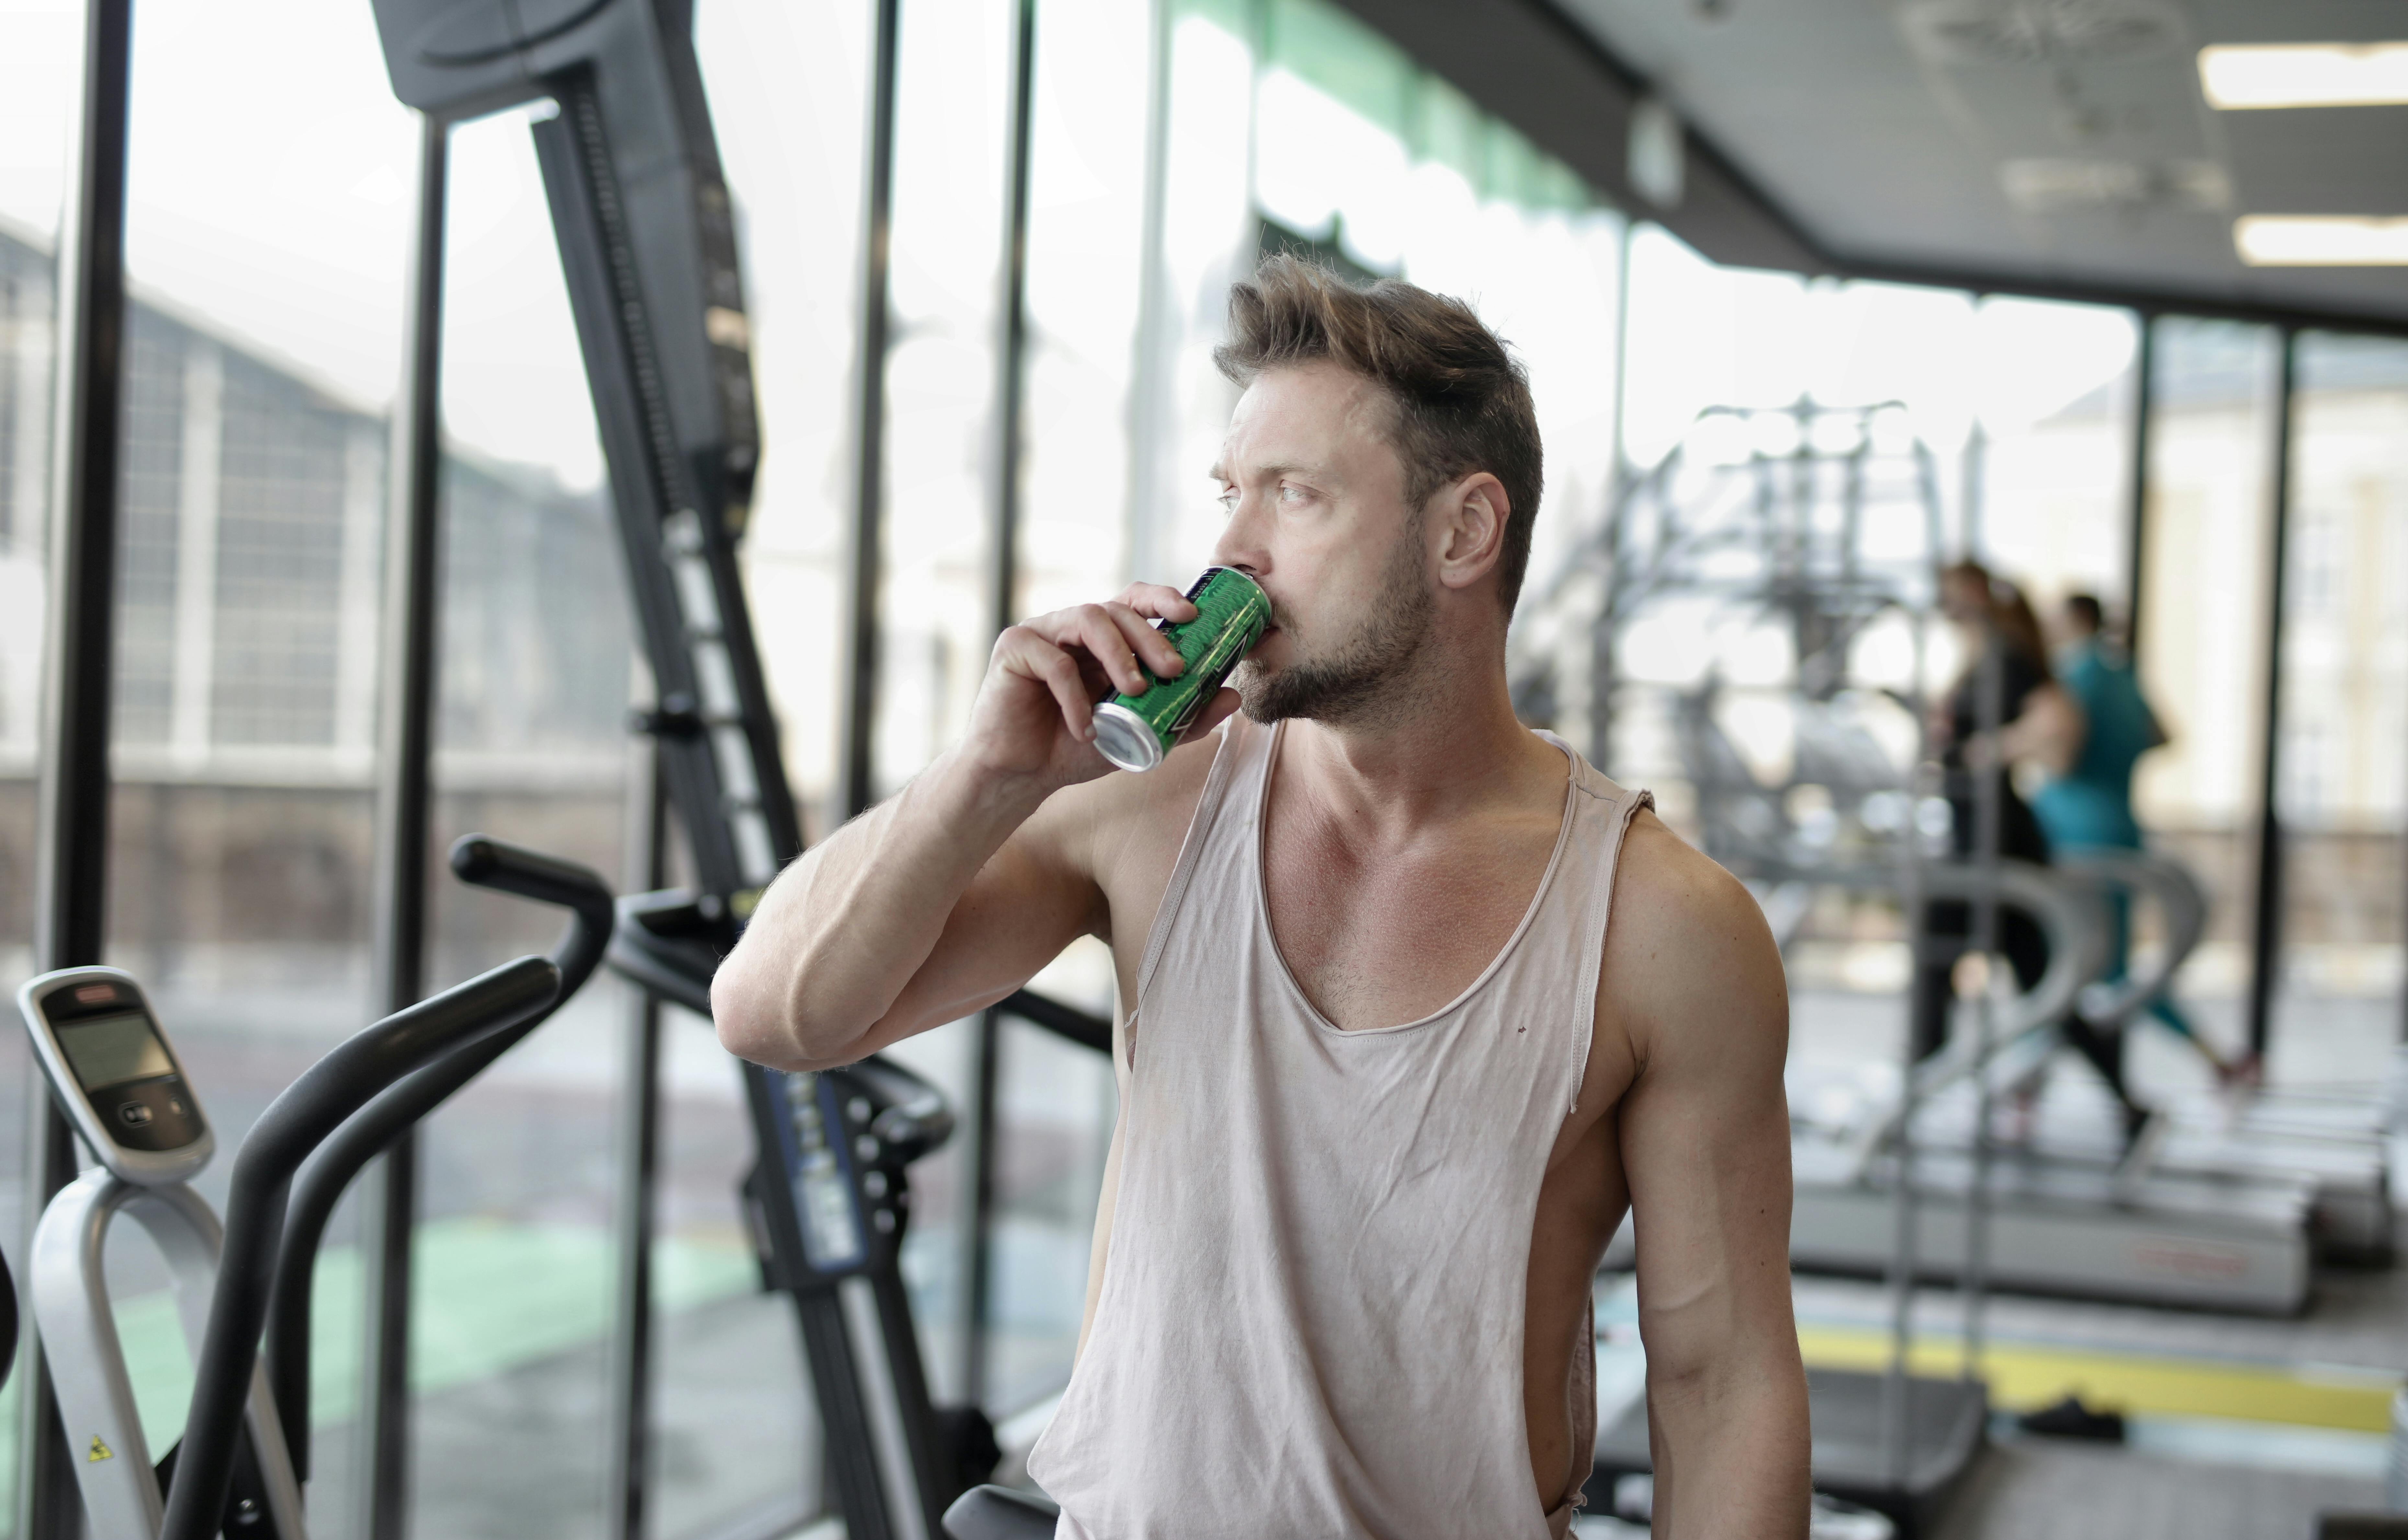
56, 1010, 176, 1093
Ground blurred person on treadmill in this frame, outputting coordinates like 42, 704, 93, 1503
1920, 562, 2153, 1138
2033, 593, 2256, 1087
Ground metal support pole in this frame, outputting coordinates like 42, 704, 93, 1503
1586, 219, 1638, 773
1961, 633, 2003, 1383
606, 734, 667, 1540
20, 1, 132, 1532
2121, 315, 2156, 649
356, 111, 450, 1540
841, 0, 904, 821
957, 0, 1039, 1412
1881, 508, 1943, 1487
960, 1008, 1002, 1405
1123, 0, 1175, 590
2245, 328, 2299, 1062
991, 0, 1035, 641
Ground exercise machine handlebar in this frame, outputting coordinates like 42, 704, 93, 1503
159, 952, 560, 1540
265, 835, 614, 1482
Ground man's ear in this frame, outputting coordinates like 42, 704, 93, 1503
1433, 473, 1510, 593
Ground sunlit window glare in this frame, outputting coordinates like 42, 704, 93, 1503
2198, 42, 2408, 110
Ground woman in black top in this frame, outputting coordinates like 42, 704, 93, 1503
1916, 562, 2147, 1136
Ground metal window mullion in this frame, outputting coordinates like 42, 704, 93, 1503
355, 110, 451, 1540
2245, 326, 2300, 1062
959, 0, 1041, 1413
20, 0, 134, 1533
2121, 314, 2156, 649
1122, 0, 1175, 592
605, 729, 666, 1540
842, 0, 904, 822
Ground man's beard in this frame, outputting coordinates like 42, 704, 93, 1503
1236, 523, 1435, 728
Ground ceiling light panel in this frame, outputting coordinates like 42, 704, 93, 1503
2199, 43, 2408, 110
2234, 216, 2408, 266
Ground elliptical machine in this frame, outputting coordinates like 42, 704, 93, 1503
18, 829, 978, 1540
17, 835, 607, 1539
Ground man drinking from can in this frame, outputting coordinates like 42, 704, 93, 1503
713, 256, 1809, 1539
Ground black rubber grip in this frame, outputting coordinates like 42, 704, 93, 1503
451, 834, 616, 936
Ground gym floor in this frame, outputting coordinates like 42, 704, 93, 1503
1583, 1252, 2402, 1538
1778, 987, 2402, 1540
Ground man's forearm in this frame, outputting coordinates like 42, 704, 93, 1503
712, 748, 1050, 1067
1645, 1349, 1812, 1539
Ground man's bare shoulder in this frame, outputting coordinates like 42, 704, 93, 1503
1600, 807, 1788, 1073
1022, 725, 1230, 920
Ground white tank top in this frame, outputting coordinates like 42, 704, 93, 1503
1027, 715, 1651, 1539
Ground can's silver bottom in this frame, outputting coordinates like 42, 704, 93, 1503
1091, 702, 1165, 773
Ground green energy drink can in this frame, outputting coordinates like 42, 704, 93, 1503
1091, 567, 1270, 772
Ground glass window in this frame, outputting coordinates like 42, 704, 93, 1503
407, 104, 627, 1540
675, 1, 889, 1528
73, 3, 419, 1529
647, 1005, 821, 1536
1967, 297, 2138, 618
868, 0, 1014, 798
2269, 333, 2408, 1081
967, 0, 1153, 1425
692, 0, 873, 848
2132, 317, 2281, 1052
0, 0, 76, 1520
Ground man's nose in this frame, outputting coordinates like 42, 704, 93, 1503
1212, 493, 1270, 576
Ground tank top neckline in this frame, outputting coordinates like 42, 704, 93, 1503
1250, 718, 1584, 1040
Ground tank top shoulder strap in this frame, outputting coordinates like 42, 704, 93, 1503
1533, 733, 1652, 1116
1133, 713, 1269, 1005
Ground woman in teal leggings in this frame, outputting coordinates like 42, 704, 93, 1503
2033, 594, 2257, 1086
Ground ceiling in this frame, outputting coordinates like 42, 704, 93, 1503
1548, 0, 2408, 325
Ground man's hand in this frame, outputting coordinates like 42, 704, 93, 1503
712, 581, 1238, 1073
968, 581, 1241, 793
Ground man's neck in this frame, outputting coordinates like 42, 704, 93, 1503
1276, 645, 1562, 838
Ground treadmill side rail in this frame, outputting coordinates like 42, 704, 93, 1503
32, 1173, 308, 1539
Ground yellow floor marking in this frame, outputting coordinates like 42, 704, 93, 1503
1796, 1325, 2400, 1432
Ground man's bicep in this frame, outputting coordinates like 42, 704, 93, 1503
1616, 879, 1795, 1377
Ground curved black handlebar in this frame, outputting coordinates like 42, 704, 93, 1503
160, 955, 562, 1540
450, 834, 622, 941
606, 888, 722, 1014
264, 835, 614, 1482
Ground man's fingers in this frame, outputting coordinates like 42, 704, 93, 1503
996, 627, 1099, 740
1178, 686, 1242, 746
1067, 605, 1150, 694
1025, 604, 1156, 695
1032, 646, 1096, 740
1102, 601, 1186, 679
1011, 591, 1203, 697
1118, 581, 1198, 624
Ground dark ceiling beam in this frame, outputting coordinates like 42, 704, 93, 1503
1330, 0, 2408, 338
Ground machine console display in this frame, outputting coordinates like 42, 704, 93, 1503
16, 968, 211, 1185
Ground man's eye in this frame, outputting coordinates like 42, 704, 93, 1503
1278, 483, 1307, 504
1216, 488, 1238, 514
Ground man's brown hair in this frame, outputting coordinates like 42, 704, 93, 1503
1213, 255, 1544, 614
